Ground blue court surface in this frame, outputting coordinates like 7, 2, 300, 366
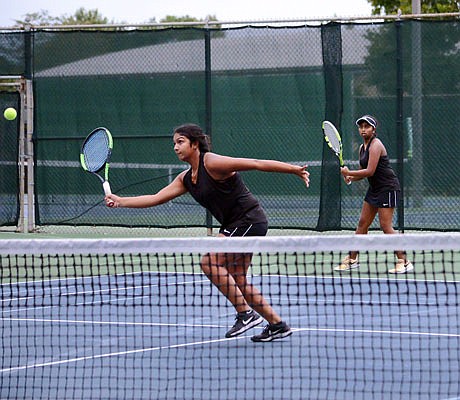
1, 272, 459, 400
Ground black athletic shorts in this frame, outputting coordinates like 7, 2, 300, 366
364, 189, 400, 208
219, 222, 268, 237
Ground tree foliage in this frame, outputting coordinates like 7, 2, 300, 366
360, 0, 460, 97
160, 15, 217, 23
15, 8, 113, 26
59, 8, 111, 25
15, 8, 218, 27
369, 0, 459, 15
14, 10, 61, 26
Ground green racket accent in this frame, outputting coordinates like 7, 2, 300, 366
322, 121, 351, 185
322, 120, 344, 167
80, 127, 114, 195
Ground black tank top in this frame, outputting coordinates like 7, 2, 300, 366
182, 153, 267, 228
359, 137, 400, 192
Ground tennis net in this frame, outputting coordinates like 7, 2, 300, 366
1, 233, 459, 399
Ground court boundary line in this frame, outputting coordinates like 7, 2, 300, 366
2, 325, 459, 374
0, 270, 206, 287
2, 272, 457, 312
1, 275, 209, 303
3, 270, 460, 288
1, 282, 210, 315
3, 280, 455, 313
0, 317, 225, 329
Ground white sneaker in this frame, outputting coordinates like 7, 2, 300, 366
334, 256, 360, 271
389, 259, 414, 274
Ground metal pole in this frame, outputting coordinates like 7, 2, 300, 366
24, 23, 35, 232
395, 20, 404, 231
25, 79, 35, 232
411, 0, 424, 207
204, 28, 213, 236
18, 83, 26, 233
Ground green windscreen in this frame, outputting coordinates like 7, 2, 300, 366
0, 21, 457, 230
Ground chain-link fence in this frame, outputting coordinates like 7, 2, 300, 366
0, 92, 20, 227
0, 17, 459, 232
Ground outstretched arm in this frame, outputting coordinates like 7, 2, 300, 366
105, 171, 188, 208
204, 153, 310, 187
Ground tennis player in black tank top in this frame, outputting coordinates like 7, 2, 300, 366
183, 152, 268, 235
105, 123, 310, 342
336, 115, 413, 274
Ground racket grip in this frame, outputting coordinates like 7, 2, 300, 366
103, 181, 112, 195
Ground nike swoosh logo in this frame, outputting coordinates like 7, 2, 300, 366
242, 317, 255, 325
383, 203, 389, 206
223, 229, 231, 234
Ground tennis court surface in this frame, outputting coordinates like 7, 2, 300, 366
1, 234, 459, 399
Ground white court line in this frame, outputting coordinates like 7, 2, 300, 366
2, 325, 459, 375
1, 278, 209, 305
3, 316, 457, 335
0, 335, 248, 374
2, 274, 456, 336
1, 278, 208, 300
2, 278, 453, 315
268, 295, 441, 306
3, 271, 459, 288
1, 280, 209, 315
268, 274, 460, 284
2, 292, 444, 316
0, 269, 203, 288
0, 317, 224, 329
293, 326, 460, 338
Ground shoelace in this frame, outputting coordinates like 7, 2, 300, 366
261, 325, 271, 334
232, 313, 247, 326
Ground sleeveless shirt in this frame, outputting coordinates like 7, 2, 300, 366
359, 137, 400, 193
182, 153, 267, 228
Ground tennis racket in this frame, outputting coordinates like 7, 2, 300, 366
80, 127, 113, 196
322, 120, 351, 185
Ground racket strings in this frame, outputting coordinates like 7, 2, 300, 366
323, 127, 341, 153
83, 131, 111, 172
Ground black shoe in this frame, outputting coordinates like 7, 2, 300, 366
225, 310, 263, 338
251, 321, 292, 342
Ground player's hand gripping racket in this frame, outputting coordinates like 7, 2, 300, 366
80, 127, 114, 196
322, 120, 351, 185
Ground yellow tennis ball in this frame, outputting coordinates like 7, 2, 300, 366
4, 107, 17, 121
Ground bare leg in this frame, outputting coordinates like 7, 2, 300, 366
349, 201, 378, 259
377, 207, 407, 261
200, 252, 248, 311
227, 253, 281, 324
200, 252, 281, 325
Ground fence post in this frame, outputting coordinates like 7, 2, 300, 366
395, 19, 405, 232
204, 27, 213, 236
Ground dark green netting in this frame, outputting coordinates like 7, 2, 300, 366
0, 20, 458, 230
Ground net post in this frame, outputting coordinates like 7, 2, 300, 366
0, 76, 28, 233
18, 80, 26, 233
25, 79, 35, 232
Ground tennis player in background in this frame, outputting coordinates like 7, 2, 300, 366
337, 115, 413, 274
105, 123, 310, 342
